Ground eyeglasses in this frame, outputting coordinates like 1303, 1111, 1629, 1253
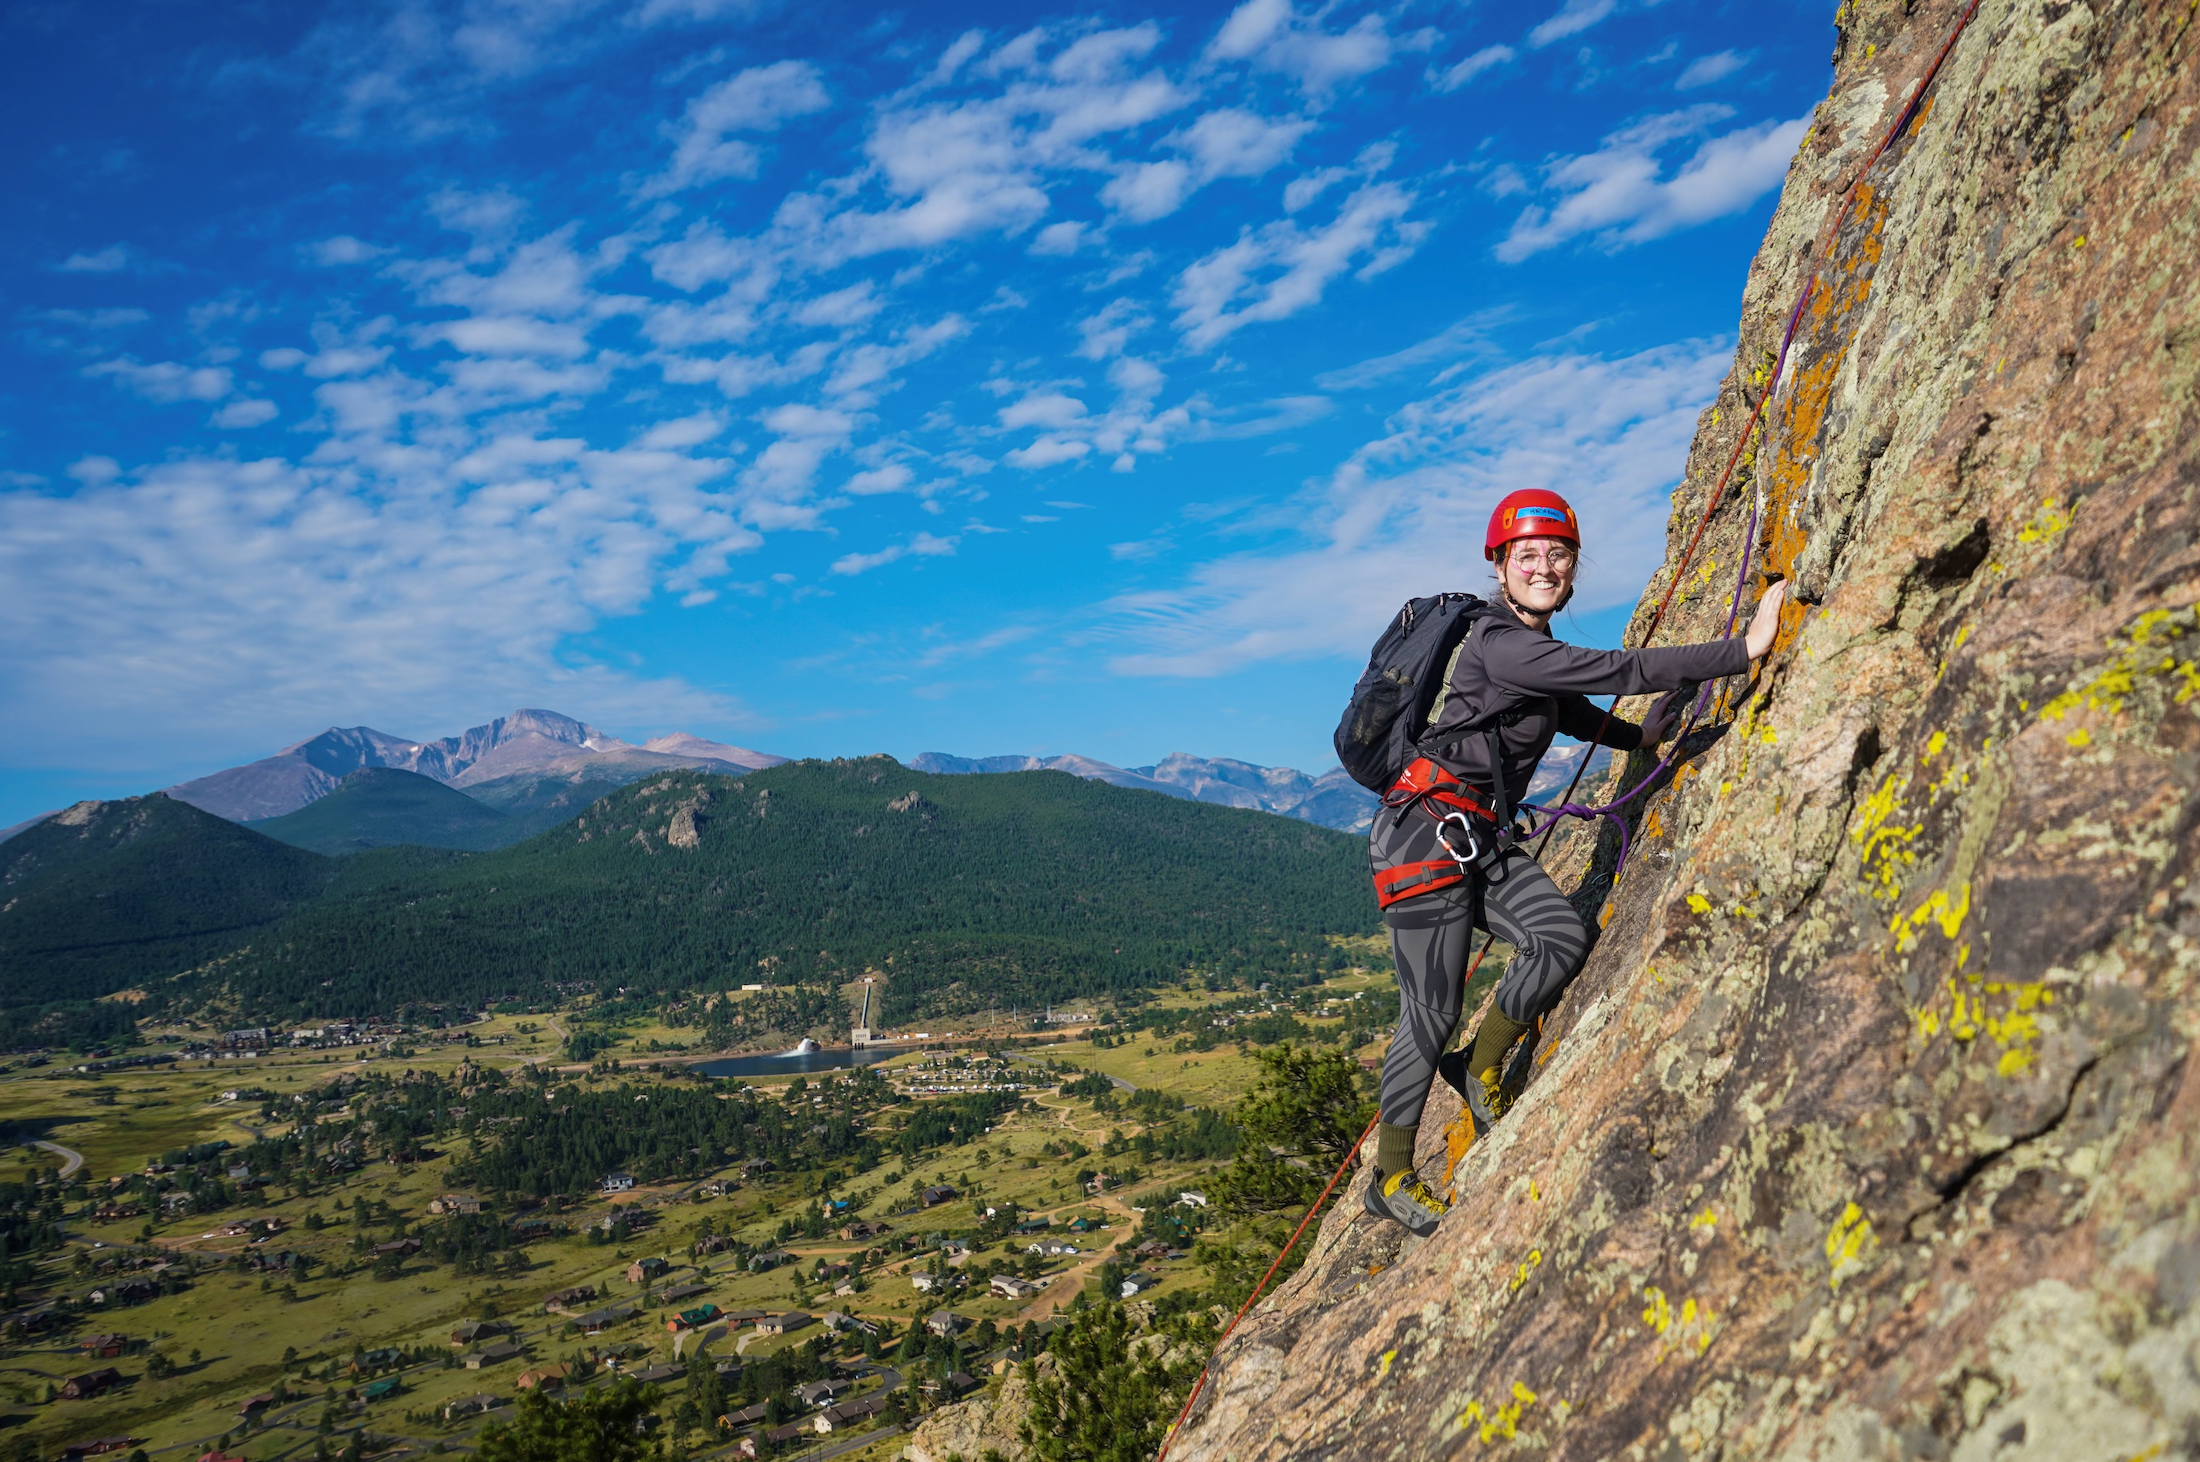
1507, 547, 1577, 571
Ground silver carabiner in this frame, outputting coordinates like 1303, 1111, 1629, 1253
1434, 812, 1481, 869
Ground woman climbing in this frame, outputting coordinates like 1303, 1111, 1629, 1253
1363, 488, 1786, 1235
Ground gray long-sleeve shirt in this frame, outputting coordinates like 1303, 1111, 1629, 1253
1419, 598, 1751, 805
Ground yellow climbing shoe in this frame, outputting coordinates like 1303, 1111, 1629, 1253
1465, 1064, 1512, 1139
1363, 1166, 1450, 1237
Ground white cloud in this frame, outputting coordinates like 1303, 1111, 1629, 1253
1315, 312, 1503, 390
845, 463, 915, 496
793, 282, 884, 329
632, 0, 762, 24
58, 244, 132, 273
1030, 221, 1089, 255
1004, 436, 1092, 469
1497, 106, 1809, 260
1206, 0, 1395, 97
1104, 107, 1313, 223
1172, 181, 1427, 349
1676, 50, 1750, 90
1525, 0, 1618, 49
829, 531, 957, 575
1000, 392, 1089, 430
635, 411, 724, 450
429, 315, 593, 356
211, 399, 280, 428
1101, 340, 1729, 676
648, 59, 832, 196
307, 235, 389, 265
1075, 299, 1149, 360
1431, 44, 1515, 92
0, 442, 759, 768
82, 357, 235, 404
1102, 160, 1193, 222
780, 24, 1190, 265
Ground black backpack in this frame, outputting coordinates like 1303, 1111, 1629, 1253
1333, 593, 1496, 793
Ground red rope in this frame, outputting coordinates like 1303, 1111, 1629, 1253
1152, 8, 1985, 1456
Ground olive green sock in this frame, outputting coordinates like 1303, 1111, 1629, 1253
1468, 1011, 1534, 1080
1375, 1122, 1418, 1181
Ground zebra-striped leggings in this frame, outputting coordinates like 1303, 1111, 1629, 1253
1376, 848, 1592, 1129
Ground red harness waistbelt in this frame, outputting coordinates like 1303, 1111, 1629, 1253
1371, 758, 1505, 910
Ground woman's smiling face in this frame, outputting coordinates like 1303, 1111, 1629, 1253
1497, 536, 1578, 616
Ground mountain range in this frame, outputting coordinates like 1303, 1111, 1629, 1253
2, 708, 1616, 853
164, 708, 782, 823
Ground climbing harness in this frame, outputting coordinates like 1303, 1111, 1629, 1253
1153, 8, 1985, 1454
1371, 743, 1514, 908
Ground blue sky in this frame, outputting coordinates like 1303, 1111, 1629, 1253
0, 0, 1831, 824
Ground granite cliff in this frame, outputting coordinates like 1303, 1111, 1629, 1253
1164, 1, 2200, 1459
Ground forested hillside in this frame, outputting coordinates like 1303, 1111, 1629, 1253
57, 758, 1372, 1029
0, 794, 332, 1005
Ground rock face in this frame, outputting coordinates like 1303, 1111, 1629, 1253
902, 1355, 1050, 1462
1170, 3, 2200, 1460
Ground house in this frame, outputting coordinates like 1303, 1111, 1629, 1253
601, 1171, 636, 1193
813, 1260, 850, 1281
763, 1422, 811, 1447
820, 1310, 860, 1333
1133, 1239, 1173, 1260
925, 1309, 969, 1338
543, 1285, 596, 1311
516, 1363, 572, 1391
61, 1439, 136, 1458
1014, 1218, 1052, 1234
1085, 1174, 1115, 1194
794, 1377, 850, 1407
1067, 1217, 1094, 1232
79, 1333, 128, 1358
721, 1308, 768, 1326
1028, 1239, 1082, 1258
625, 1256, 669, 1284
910, 1272, 942, 1293
920, 1371, 982, 1397
351, 1348, 404, 1373
991, 1274, 1043, 1300
1119, 1272, 1160, 1298
756, 1310, 813, 1335
466, 1341, 525, 1369
816, 1395, 891, 1433
669, 1304, 720, 1332
60, 1370, 121, 1400
747, 1248, 795, 1271
429, 1193, 482, 1215
372, 1237, 421, 1258
444, 1394, 502, 1421
1178, 1190, 1209, 1208
450, 1320, 508, 1346
918, 1184, 959, 1208
839, 1220, 890, 1240
236, 1391, 274, 1415
718, 1401, 769, 1430
629, 1363, 685, 1384
692, 1234, 735, 1257
657, 1282, 710, 1306
362, 1378, 401, 1402
576, 1304, 637, 1334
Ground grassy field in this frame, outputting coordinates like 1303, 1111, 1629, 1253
0, 960, 1410, 1462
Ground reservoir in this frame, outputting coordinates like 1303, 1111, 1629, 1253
694, 1045, 903, 1079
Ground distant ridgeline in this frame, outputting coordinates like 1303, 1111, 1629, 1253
0, 756, 1372, 1040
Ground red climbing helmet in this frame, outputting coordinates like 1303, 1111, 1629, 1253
1484, 488, 1581, 562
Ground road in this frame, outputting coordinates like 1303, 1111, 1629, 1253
33, 1139, 84, 1178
